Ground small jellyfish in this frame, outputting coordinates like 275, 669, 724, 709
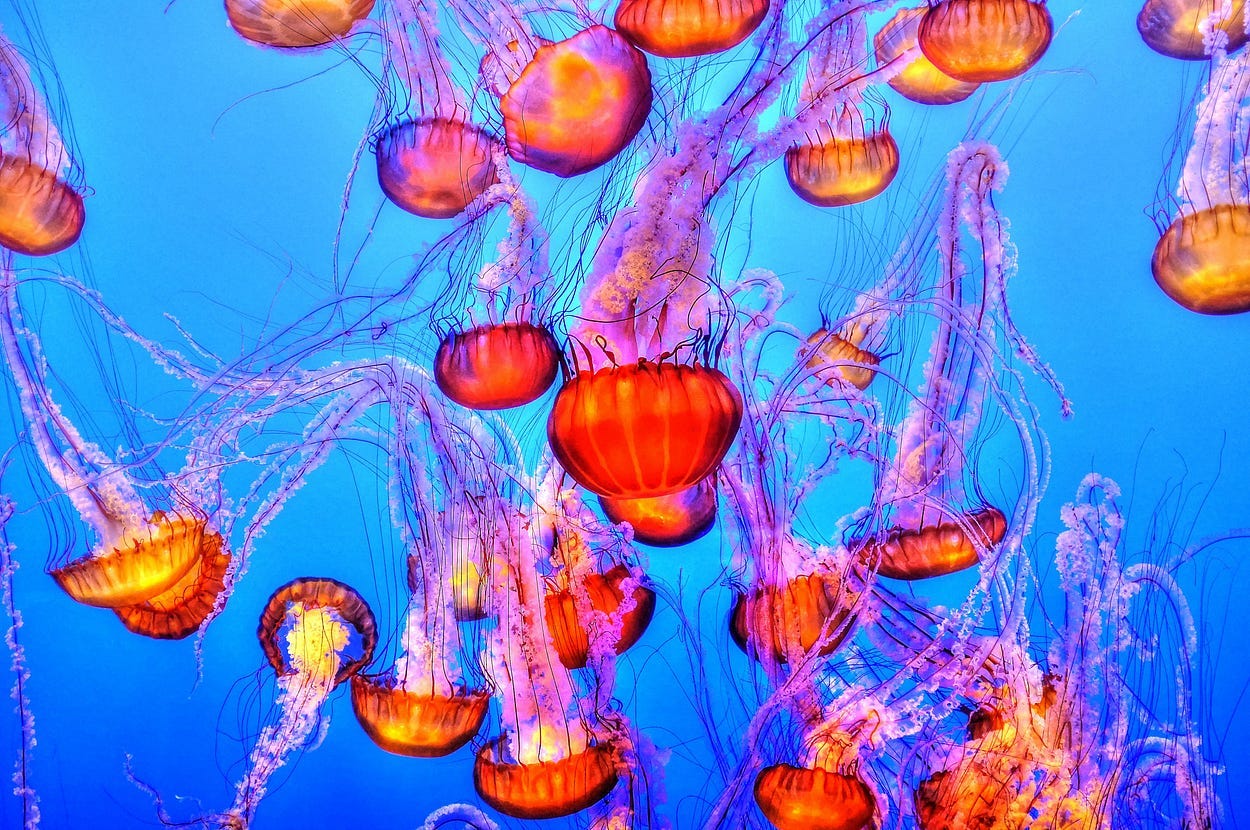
499, 25, 653, 177
434, 322, 561, 410
873, 7, 981, 105
547, 359, 743, 499
226, 577, 376, 827
918, 0, 1053, 83
729, 561, 858, 664
598, 475, 718, 547
614, 0, 771, 58
545, 561, 656, 670
0, 28, 84, 256
804, 327, 880, 391
1138, 0, 1248, 60
225, 0, 375, 48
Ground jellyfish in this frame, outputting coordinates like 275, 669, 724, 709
918, 0, 1054, 83
0, 266, 232, 638
873, 6, 981, 105
373, 0, 502, 220
1152, 43, 1250, 313
225, 0, 375, 49
435, 322, 561, 410
223, 577, 376, 828
0, 25, 84, 256
1138, 0, 1248, 60
785, 13, 899, 208
614, 0, 771, 59
598, 474, 718, 548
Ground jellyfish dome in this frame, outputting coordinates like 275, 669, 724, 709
375, 118, 500, 220
598, 475, 718, 547
225, 0, 375, 48
434, 322, 561, 410
1137, 0, 1249, 60
873, 7, 981, 105
614, 0, 771, 58
0, 153, 84, 256
1152, 203, 1250, 314
918, 0, 1054, 83
785, 124, 900, 208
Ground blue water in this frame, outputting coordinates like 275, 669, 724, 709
1, 2, 1248, 829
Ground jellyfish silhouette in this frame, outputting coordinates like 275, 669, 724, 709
226, 0, 375, 49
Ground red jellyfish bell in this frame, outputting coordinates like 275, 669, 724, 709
918, 0, 1053, 84
754, 764, 875, 830
258, 577, 378, 687
547, 360, 744, 499
863, 506, 1007, 580
474, 739, 619, 819
1152, 204, 1250, 315
0, 154, 85, 256
785, 123, 900, 208
614, 0, 771, 58
375, 118, 500, 219
599, 476, 718, 547
501, 25, 652, 178
873, 7, 981, 105
1138, 0, 1248, 60
350, 674, 489, 758
225, 0, 375, 48
543, 563, 657, 669
434, 322, 561, 409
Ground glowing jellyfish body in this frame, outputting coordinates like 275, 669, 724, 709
434, 322, 561, 409
874, 7, 981, 105
351, 674, 488, 757
864, 506, 1007, 580
501, 25, 653, 177
729, 569, 856, 663
1138, 0, 1248, 59
0, 155, 84, 256
375, 118, 500, 219
226, 578, 376, 827
548, 361, 743, 499
1152, 203, 1250, 314
785, 127, 900, 208
753, 765, 875, 830
918, 0, 1053, 83
474, 738, 620, 819
614, 0, 770, 58
544, 563, 657, 669
805, 329, 880, 391
599, 476, 718, 547
225, 0, 375, 48
113, 517, 231, 639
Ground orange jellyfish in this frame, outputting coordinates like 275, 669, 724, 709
1138, 0, 1248, 60
754, 765, 875, 830
1152, 46, 1250, 314
548, 359, 743, 499
500, 25, 653, 177
804, 327, 880, 391
730, 564, 857, 664
434, 322, 561, 409
614, 0, 771, 58
598, 475, 718, 547
225, 0, 375, 48
873, 7, 981, 105
918, 0, 1053, 83
863, 506, 1007, 581
785, 12, 898, 207
2, 268, 232, 637
545, 562, 656, 670
225, 578, 376, 826
0, 31, 85, 256
374, 1, 502, 219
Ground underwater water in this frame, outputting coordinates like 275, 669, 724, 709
0, 1, 1248, 828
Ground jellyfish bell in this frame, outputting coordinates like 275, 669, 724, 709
1138, 0, 1248, 60
225, 0, 376, 48
473, 736, 620, 819
257, 576, 377, 687
350, 673, 489, 757
500, 25, 653, 178
785, 122, 900, 208
873, 7, 981, 105
918, 0, 1053, 84
613, 0, 771, 58
547, 359, 743, 499
598, 475, 718, 547
804, 329, 880, 391
434, 322, 561, 410
753, 764, 875, 830
860, 505, 1007, 580
0, 152, 85, 256
544, 562, 657, 669
1151, 203, 1250, 314
729, 567, 857, 664
375, 118, 501, 220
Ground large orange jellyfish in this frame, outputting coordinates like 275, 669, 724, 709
373, 0, 502, 220
435, 322, 561, 409
918, 0, 1053, 83
1152, 46, 1250, 313
225, 577, 376, 827
614, 0, 770, 58
0, 31, 84, 256
873, 6, 981, 105
498, 25, 652, 177
225, 0, 375, 48
1138, 0, 1248, 60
